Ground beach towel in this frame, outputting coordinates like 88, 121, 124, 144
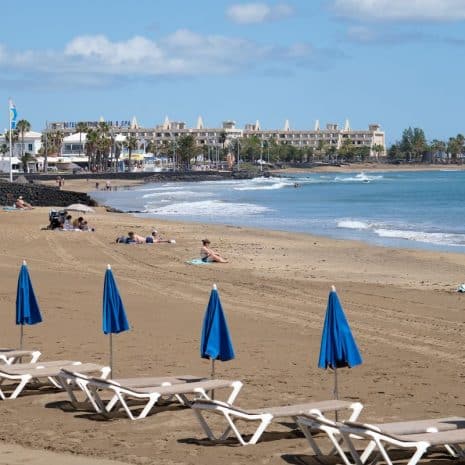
2, 206, 20, 211
186, 258, 212, 265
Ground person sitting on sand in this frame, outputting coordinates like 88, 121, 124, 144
72, 216, 84, 230
127, 231, 146, 244
200, 239, 228, 263
63, 214, 73, 230
15, 196, 33, 210
146, 229, 176, 244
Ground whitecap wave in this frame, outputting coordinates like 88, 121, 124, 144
233, 181, 294, 191
142, 190, 208, 199
145, 200, 272, 216
337, 220, 371, 230
374, 228, 465, 247
335, 172, 383, 183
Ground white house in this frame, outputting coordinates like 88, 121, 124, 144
0, 131, 42, 157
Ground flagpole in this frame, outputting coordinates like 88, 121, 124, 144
8, 100, 12, 182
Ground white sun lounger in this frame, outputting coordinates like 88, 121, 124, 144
58, 370, 205, 411
0, 350, 41, 365
298, 412, 465, 465
84, 378, 243, 420
0, 361, 111, 399
191, 398, 363, 446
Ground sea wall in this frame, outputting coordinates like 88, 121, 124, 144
0, 181, 93, 207
1, 170, 263, 184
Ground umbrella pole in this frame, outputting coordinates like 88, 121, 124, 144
20, 325, 23, 350
211, 358, 215, 400
334, 367, 339, 421
110, 334, 113, 377
334, 367, 338, 399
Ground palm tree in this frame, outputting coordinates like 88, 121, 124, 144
372, 144, 384, 161
20, 153, 36, 173
16, 120, 31, 160
219, 130, 227, 153
0, 143, 7, 156
85, 129, 99, 171
75, 122, 88, 157
145, 140, 157, 154
124, 135, 138, 171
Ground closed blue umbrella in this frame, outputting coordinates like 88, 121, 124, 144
318, 286, 362, 399
16, 260, 43, 349
103, 264, 130, 374
201, 284, 235, 379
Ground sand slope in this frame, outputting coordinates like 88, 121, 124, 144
0, 207, 464, 464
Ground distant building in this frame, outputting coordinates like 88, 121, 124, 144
0, 131, 42, 157
46, 117, 386, 157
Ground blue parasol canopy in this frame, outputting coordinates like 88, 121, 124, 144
318, 287, 362, 370
200, 284, 235, 362
102, 265, 130, 335
16, 261, 42, 326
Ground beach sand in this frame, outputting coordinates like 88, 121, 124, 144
0, 205, 465, 464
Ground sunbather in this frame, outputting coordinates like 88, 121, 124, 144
200, 239, 228, 263
15, 196, 33, 210
128, 231, 146, 244
146, 229, 175, 244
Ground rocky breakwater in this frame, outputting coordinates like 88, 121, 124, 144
143, 170, 260, 184
0, 180, 94, 207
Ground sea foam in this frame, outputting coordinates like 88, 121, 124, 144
145, 200, 272, 216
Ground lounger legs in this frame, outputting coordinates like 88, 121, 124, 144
193, 409, 274, 446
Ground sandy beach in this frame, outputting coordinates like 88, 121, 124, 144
1, 195, 465, 464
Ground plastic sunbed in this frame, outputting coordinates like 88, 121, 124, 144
58, 370, 205, 411
0, 361, 110, 399
83, 378, 243, 420
0, 349, 41, 365
298, 411, 465, 465
191, 398, 363, 446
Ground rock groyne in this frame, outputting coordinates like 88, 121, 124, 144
0, 180, 93, 207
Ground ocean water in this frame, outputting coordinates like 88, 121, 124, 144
92, 170, 465, 253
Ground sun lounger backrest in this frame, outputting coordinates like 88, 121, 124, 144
193, 399, 252, 415
343, 420, 405, 442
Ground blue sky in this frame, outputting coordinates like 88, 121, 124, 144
2, 0, 465, 144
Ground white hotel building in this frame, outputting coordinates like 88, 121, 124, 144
49, 116, 386, 158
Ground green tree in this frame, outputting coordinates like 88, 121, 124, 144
0, 143, 8, 156
400, 127, 427, 162
75, 122, 88, 157
316, 140, 328, 161
387, 143, 402, 162
20, 152, 36, 173
430, 139, 446, 163
372, 144, 384, 161
16, 120, 31, 160
338, 138, 356, 161
124, 135, 138, 171
176, 134, 196, 169
355, 146, 371, 161
218, 130, 227, 153
85, 129, 98, 171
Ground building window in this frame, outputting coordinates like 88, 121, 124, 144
28, 144, 33, 151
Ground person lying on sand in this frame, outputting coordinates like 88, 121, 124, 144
15, 196, 34, 210
200, 238, 228, 263
127, 231, 146, 244
146, 229, 176, 244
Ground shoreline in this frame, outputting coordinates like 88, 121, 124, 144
0, 207, 464, 464
271, 163, 465, 174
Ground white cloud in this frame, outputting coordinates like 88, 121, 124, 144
0, 30, 331, 88
332, 0, 465, 21
226, 2, 294, 24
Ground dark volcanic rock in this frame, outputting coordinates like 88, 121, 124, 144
0, 180, 94, 207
